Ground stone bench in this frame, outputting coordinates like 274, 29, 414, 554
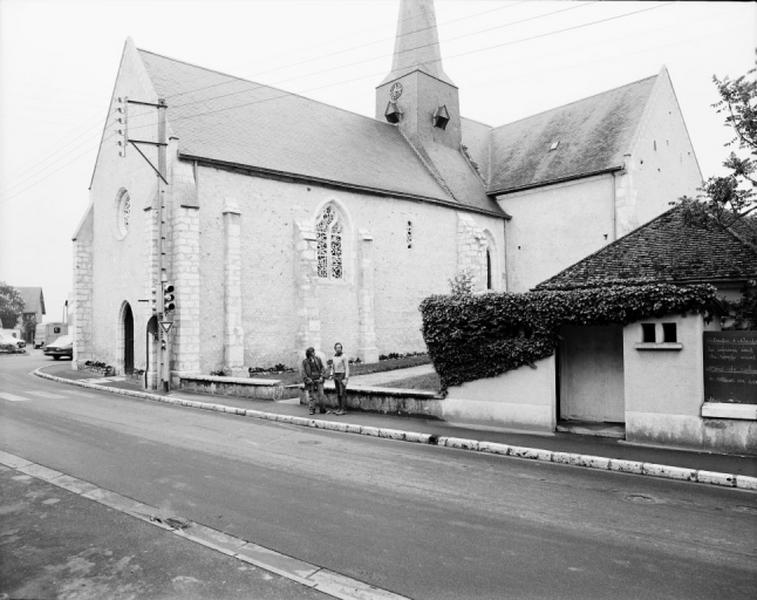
178, 374, 443, 417
179, 375, 300, 400
307, 381, 444, 419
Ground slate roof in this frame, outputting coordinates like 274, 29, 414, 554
138, 50, 502, 216
16, 287, 46, 316
487, 75, 657, 195
537, 207, 757, 289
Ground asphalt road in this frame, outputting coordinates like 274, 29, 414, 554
2, 352, 756, 599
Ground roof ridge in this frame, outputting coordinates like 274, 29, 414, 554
137, 47, 397, 130
460, 115, 493, 129
492, 73, 658, 132
397, 129, 458, 203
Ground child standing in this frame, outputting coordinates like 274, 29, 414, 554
331, 342, 349, 415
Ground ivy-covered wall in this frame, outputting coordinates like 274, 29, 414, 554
420, 284, 718, 391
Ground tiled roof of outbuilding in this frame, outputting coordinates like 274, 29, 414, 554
537, 207, 757, 289
487, 75, 657, 194
138, 50, 502, 216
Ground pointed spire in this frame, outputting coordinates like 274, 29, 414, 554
381, 0, 454, 86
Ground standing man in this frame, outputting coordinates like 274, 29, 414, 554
302, 347, 327, 415
331, 342, 349, 415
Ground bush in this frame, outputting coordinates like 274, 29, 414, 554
420, 283, 718, 392
448, 270, 474, 296
83, 360, 115, 376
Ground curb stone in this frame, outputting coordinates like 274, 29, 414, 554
33, 368, 757, 491
0, 449, 412, 600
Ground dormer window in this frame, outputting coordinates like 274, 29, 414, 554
433, 104, 450, 130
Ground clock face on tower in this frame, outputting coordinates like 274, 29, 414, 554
389, 81, 403, 101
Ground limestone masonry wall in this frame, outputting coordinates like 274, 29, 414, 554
193, 166, 504, 370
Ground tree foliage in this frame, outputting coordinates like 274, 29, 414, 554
0, 282, 24, 328
420, 284, 719, 392
679, 54, 757, 245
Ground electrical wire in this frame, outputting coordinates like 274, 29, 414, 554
157, 0, 597, 116
2, 2, 672, 200
163, 0, 531, 103
2, 1, 533, 183
126, 2, 670, 134
0, 133, 116, 204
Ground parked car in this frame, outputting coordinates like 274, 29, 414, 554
44, 335, 73, 360
0, 333, 25, 353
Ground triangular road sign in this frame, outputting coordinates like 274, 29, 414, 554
159, 320, 174, 334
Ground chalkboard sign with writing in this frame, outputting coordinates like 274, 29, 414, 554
703, 331, 757, 404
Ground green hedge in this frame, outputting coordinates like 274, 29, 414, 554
420, 283, 718, 392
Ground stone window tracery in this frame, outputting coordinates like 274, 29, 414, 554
116, 189, 131, 238
316, 204, 344, 279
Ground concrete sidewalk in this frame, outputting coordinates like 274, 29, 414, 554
0, 460, 330, 600
36, 364, 757, 489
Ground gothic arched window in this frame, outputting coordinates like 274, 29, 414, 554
482, 230, 498, 291
316, 204, 344, 279
486, 248, 492, 290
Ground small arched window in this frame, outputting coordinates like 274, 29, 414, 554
115, 189, 131, 239
486, 248, 492, 290
316, 204, 344, 279
482, 229, 497, 291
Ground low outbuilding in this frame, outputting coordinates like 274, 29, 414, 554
429, 207, 757, 454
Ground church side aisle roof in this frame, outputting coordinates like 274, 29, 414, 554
138, 49, 501, 215
487, 75, 658, 195
536, 207, 757, 289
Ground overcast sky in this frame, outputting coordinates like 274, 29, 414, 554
0, 0, 754, 322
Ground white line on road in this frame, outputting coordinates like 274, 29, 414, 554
0, 449, 413, 600
0, 392, 29, 402
26, 391, 67, 399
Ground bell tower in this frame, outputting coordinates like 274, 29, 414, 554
376, 0, 461, 150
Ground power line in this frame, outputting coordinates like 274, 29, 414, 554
159, 0, 597, 116
127, 2, 670, 134
2, 2, 672, 199
125, 0, 539, 123
2, 118, 111, 187
0, 119, 117, 197
0, 133, 115, 204
163, 0, 531, 103
2, 2, 533, 184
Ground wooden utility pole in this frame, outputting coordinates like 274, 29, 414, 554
122, 96, 171, 391
157, 98, 170, 392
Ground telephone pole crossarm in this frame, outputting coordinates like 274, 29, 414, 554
128, 141, 169, 184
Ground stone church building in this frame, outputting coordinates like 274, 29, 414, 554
73, 0, 702, 385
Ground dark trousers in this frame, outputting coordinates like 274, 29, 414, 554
334, 373, 346, 410
306, 381, 325, 412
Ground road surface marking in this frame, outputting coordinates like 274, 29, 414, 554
0, 392, 29, 402
26, 390, 67, 399
0, 450, 412, 600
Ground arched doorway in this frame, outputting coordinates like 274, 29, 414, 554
122, 302, 134, 375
